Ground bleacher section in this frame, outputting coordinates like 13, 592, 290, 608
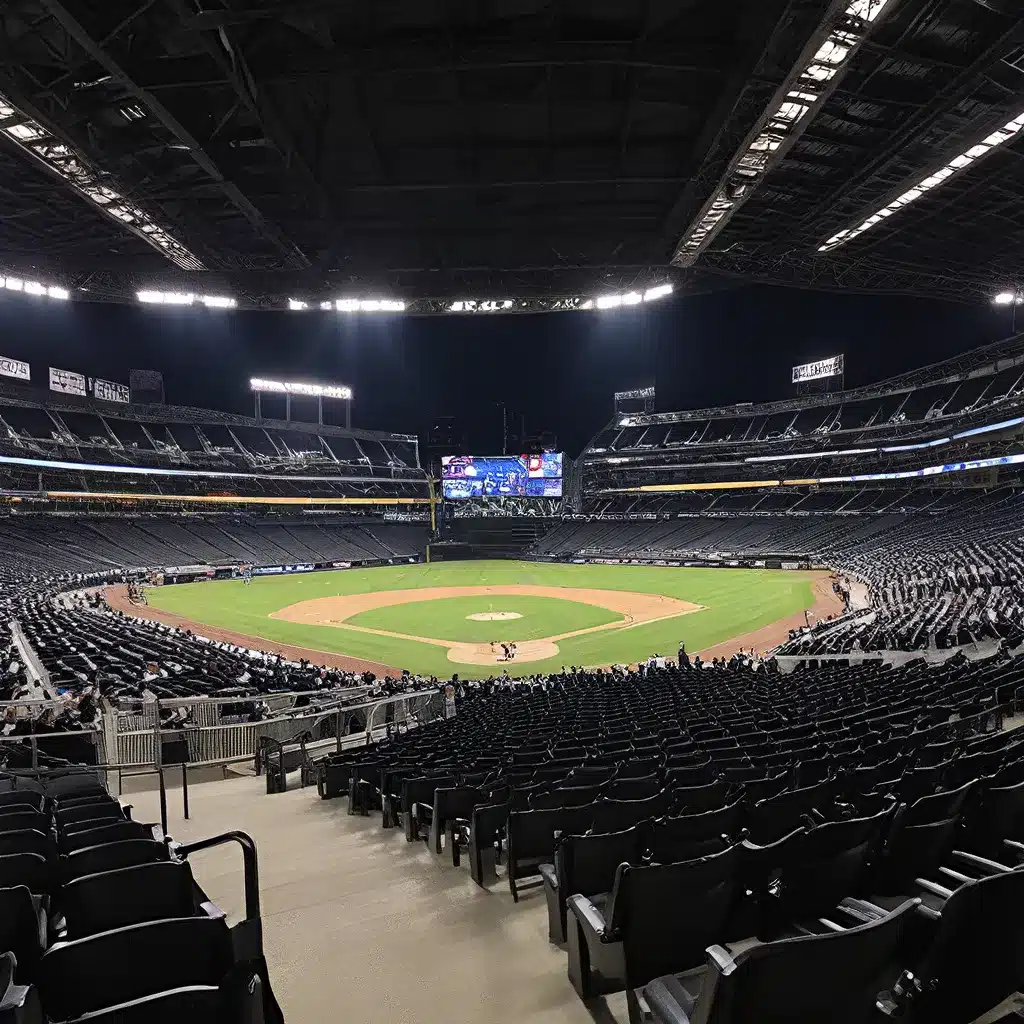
315, 655, 1024, 1023
0, 516, 427, 575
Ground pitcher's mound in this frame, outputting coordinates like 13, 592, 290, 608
448, 640, 559, 665
466, 611, 522, 621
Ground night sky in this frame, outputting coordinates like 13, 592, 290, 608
0, 286, 1010, 456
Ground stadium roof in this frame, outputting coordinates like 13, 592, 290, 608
0, 0, 1021, 311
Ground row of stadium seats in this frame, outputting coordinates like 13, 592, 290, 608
0, 516, 428, 574
312, 658, 1024, 1023
0, 769, 279, 1023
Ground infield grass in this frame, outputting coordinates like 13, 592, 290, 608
147, 560, 816, 677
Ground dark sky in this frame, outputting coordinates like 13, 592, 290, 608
0, 285, 1010, 456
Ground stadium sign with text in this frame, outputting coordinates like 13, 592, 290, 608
0, 356, 29, 382
792, 355, 844, 384
249, 377, 352, 400
49, 366, 86, 396
91, 378, 130, 403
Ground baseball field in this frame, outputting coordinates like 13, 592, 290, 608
124, 560, 840, 678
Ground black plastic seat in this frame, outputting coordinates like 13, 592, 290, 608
38, 916, 234, 1022
649, 801, 745, 865
541, 826, 645, 944
643, 898, 919, 1024
0, 812, 47, 835
62, 839, 168, 884
0, 886, 45, 982
746, 782, 832, 845
0, 830, 50, 860
590, 791, 673, 834
59, 820, 156, 855
61, 861, 199, 940
567, 844, 741, 1001
0, 853, 49, 895
507, 804, 594, 901
56, 801, 123, 828
899, 864, 1024, 1024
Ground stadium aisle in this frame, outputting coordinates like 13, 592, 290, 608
128, 774, 609, 1024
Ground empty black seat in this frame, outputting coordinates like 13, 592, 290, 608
649, 801, 744, 865
567, 844, 740, 999
644, 898, 920, 1024
59, 820, 156, 855
0, 853, 49, 895
62, 839, 168, 884
57, 801, 123, 828
541, 826, 645, 944
39, 916, 234, 1022
61, 861, 199, 940
0, 886, 44, 982
507, 804, 593, 901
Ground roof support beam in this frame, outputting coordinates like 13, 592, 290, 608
669, 0, 894, 269
163, 0, 336, 253
32, 0, 310, 269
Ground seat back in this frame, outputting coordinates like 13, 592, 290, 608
0, 811, 47, 835
772, 810, 890, 922
560, 826, 644, 899
0, 853, 49, 894
60, 820, 155, 854
0, 830, 51, 859
62, 861, 197, 940
0, 885, 44, 981
56, 801, 123, 827
507, 805, 592, 879
39, 916, 234, 1021
650, 802, 745, 864
610, 844, 741, 987
62, 839, 168, 883
873, 816, 960, 894
686, 899, 919, 1024
902, 779, 975, 827
911, 868, 1024, 1024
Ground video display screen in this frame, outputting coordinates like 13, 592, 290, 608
442, 453, 563, 499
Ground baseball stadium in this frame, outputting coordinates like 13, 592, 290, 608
2, 2, 1024, 1024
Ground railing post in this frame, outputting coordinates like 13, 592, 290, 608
181, 762, 190, 820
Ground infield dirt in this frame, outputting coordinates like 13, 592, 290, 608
271, 585, 702, 665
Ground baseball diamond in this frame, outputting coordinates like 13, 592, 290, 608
114, 560, 841, 678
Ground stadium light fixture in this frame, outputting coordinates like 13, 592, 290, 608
287, 299, 309, 310
333, 298, 405, 313
0, 92, 203, 272
820, 109, 1024, 253
249, 378, 352, 400
1, 275, 68, 300
993, 291, 1022, 306
595, 283, 674, 310
448, 299, 515, 312
136, 290, 235, 307
674, 0, 893, 267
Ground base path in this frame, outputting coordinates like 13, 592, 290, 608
694, 573, 846, 662
103, 585, 404, 678
271, 585, 702, 666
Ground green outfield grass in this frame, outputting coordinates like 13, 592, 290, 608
146, 560, 817, 678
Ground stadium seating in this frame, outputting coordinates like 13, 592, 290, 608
311, 654, 1024, 1022
0, 767, 280, 1023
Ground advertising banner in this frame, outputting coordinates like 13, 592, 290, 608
49, 366, 86, 396
91, 377, 130, 403
0, 356, 29, 382
792, 355, 844, 384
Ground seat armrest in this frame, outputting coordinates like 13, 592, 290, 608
567, 894, 610, 943
643, 975, 696, 1024
200, 901, 227, 920
538, 863, 558, 891
950, 849, 1011, 875
705, 944, 737, 974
